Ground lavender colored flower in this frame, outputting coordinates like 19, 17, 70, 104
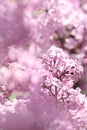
0, 0, 87, 130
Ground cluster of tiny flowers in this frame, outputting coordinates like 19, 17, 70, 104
0, 0, 87, 130
42, 46, 83, 96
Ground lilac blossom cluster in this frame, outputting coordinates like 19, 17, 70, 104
0, 0, 87, 130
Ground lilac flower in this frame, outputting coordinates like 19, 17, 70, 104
42, 46, 83, 84
0, 0, 87, 130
